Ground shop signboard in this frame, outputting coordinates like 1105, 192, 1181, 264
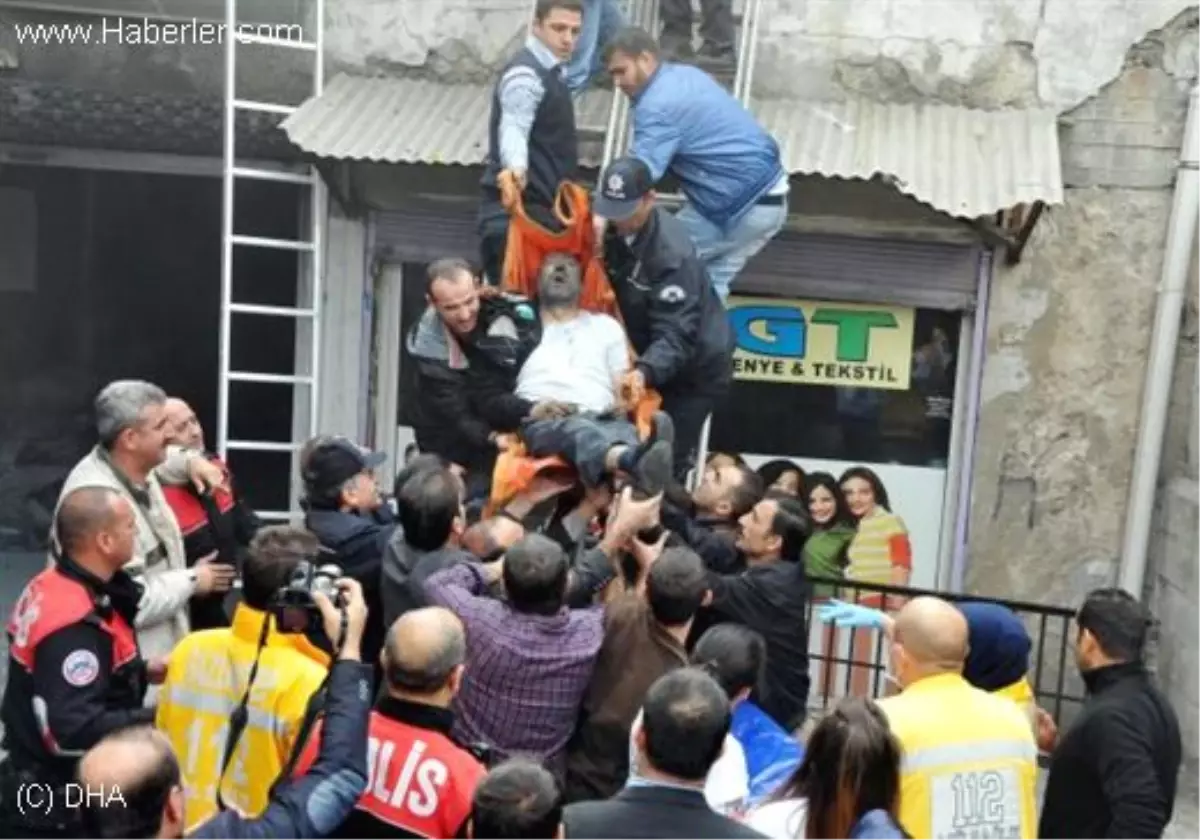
727, 296, 916, 390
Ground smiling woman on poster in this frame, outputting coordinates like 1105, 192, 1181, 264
839, 466, 912, 697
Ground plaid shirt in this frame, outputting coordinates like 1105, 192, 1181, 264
424, 563, 603, 773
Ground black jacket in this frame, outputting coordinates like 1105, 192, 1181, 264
190, 660, 372, 839
409, 297, 542, 465
462, 295, 543, 432
705, 560, 812, 731
564, 785, 765, 839
0, 556, 152, 834
660, 500, 743, 575
604, 208, 734, 396
305, 506, 398, 668
1039, 661, 1181, 839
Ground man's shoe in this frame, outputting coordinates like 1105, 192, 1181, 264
648, 411, 675, 452
659, 35, 695, 62
697, 41, 736, 62
633, 440, 675, 499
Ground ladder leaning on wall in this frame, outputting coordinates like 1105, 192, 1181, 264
217, 0, 327, 521
597, 0, 766, 484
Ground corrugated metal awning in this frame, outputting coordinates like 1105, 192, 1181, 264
282, 73, 1063, 220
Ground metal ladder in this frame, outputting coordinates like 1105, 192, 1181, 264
597, 0, 765, 483
218, 0, 327, 521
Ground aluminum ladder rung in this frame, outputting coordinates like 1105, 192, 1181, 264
227, 371, 315, 385
231, 166, 316, 185
232, 98, 297, 116
225, 440, 306, 453
230, 233, 315, 251
233, 32, 318, 51
220, 0, 326, 518
228, 302, 316, 318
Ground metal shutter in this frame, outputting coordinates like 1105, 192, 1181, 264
738, 231, 981, 311
374, 207, 980, 310
372, 206, 480, 266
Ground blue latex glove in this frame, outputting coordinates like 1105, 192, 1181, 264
818, 599, 886, 629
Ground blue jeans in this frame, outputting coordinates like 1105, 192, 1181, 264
564, 0, 626, 94
521, 414, 639, 486
676, 199, 788, 301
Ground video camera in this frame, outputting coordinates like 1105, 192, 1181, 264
271, 559, 345, 636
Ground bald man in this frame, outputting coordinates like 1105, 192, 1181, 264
878, 596, 1039, 839
294, 607, 488, 837
0, 487, 159, 838
159, 397, 260, 629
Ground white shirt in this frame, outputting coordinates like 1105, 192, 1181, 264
705, 734, 751, 814
747, 799, 808, 839
516, 311, 628, 413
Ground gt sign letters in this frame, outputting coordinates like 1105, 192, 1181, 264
728, 296, 915, 390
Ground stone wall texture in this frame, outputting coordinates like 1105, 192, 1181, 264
323, 0, 1196, 109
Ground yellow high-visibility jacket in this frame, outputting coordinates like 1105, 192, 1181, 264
155, 604, 329, 831
879, 672, 1039, 839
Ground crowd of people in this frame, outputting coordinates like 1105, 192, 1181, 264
0, 1, 1187, 838
0, 374, 1184, 840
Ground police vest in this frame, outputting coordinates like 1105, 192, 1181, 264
161, 458, 236, 539
880, 672, 1039, 839
7, 567, 140, 757
296, 704, 486, 838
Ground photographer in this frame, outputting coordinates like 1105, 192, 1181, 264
154, 527, 334, 829
77, 578, 372, 839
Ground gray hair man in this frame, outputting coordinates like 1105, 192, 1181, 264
56, 380, 236, 663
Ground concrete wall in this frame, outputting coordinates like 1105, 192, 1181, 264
966, 12, 1197, 611
322, 0, 1195, 107
1152, 482, 1200, 782
0, 7, 312, 104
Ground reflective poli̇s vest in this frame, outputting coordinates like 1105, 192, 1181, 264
879, 672, 1039, 839
154, 604, 329, 831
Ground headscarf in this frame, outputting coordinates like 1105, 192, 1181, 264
959, 601, 1032, 692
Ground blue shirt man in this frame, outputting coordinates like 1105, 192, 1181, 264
602, 26, 788, 302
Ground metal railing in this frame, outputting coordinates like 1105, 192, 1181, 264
802, 577, 1085, 729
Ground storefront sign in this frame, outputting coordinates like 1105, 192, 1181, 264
728, 296, 915, 390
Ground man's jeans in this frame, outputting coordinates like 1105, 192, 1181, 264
564, 0, 625, 94
660, 0, 735, 51
521, 414, 640, 487
676, 199, 788, 302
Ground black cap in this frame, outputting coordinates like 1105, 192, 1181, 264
592, 157, 654, 221
302, 437, 387, 498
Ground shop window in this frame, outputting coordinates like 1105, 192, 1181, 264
710, 296, 960, 469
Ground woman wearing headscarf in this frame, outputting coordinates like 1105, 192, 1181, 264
958, 601, 1036, 727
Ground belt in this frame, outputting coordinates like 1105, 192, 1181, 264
757, 193, 787, 206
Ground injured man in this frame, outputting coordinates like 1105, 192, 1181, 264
505, 253, 675, 495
